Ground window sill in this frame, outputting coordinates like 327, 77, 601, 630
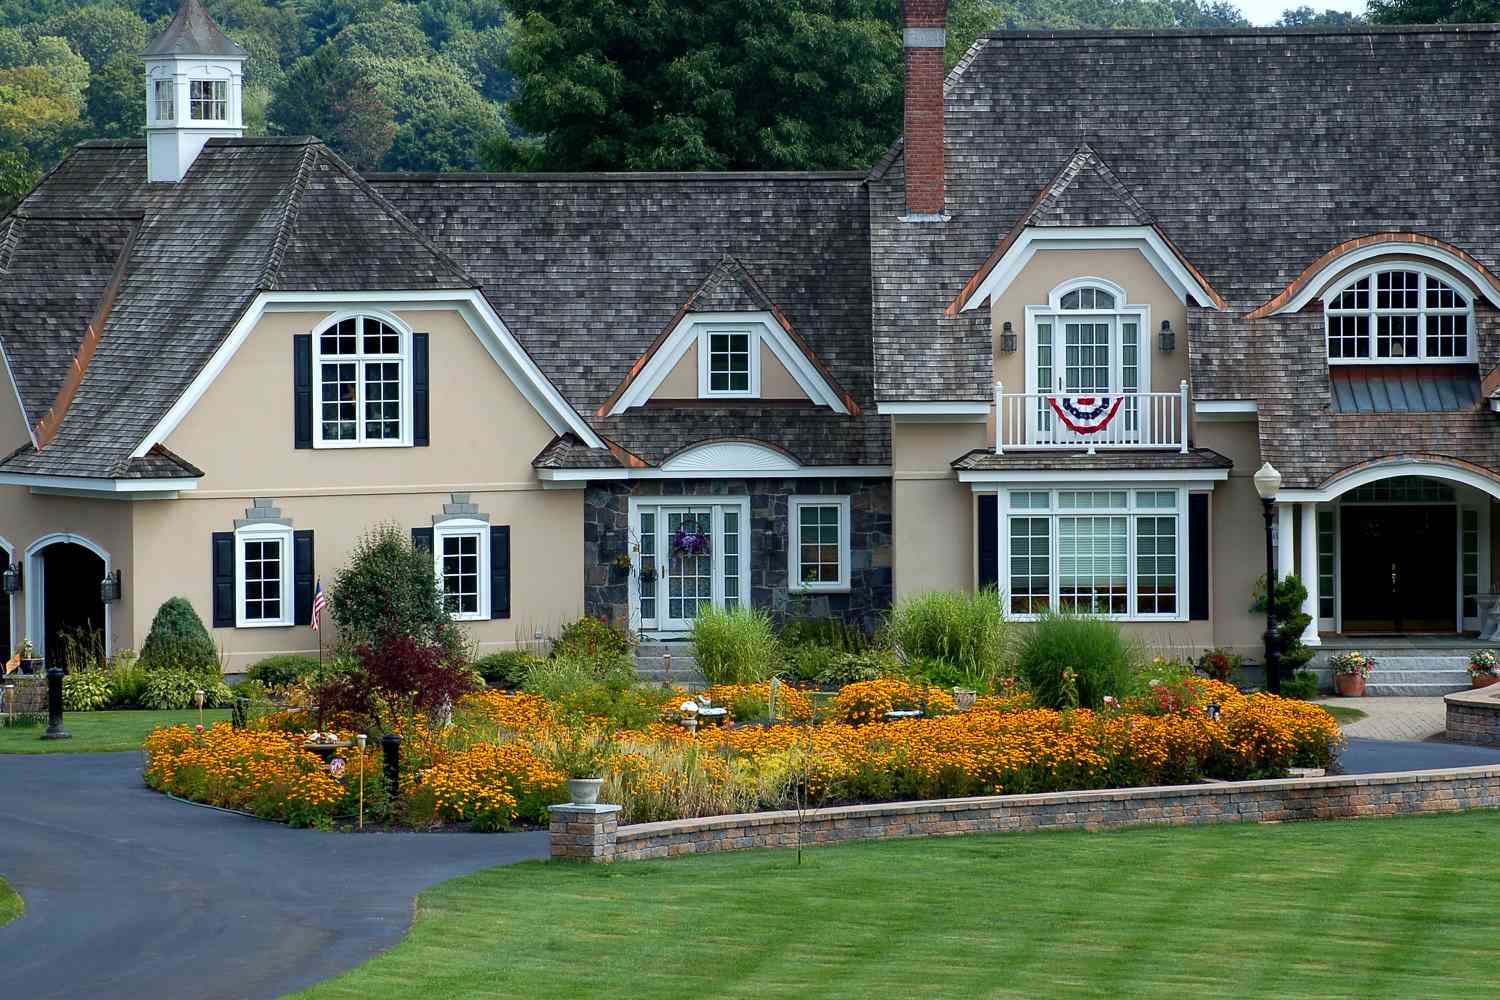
235, 620, 296, 629
312, 439, 413, 450
790, 583, 852, 595
448, 612, 489, 622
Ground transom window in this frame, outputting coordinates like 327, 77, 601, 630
314, 315, 410, 447
434, 520, 489, 621
152, 80, 175, 122
1059, 286, 1116, 310
235, 524, 293, 627
704, 327, 753, 395
189, 79, 227, 121
1325, 266, 1473, 362
1004, 488, 1182, 620
789, 496, 851, 592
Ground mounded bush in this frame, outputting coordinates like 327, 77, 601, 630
139, 597, 218, 669
690, 606, 781, 686
62, 671, 111, 711
246, 654, 320, 690
885, 589, 1011, 692
1015, 612, 1144, 710
552, 616, 636, 660
142, 668, 232, 710
475, 650, 542, 689
520, 654, 668, 731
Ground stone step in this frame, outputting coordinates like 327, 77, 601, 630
1366, 681, 1472, 697
634, 643, 703, 686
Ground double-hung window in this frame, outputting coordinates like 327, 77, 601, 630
1003, 489, 1183, 619
235, 523, 294, 627
152, 80, 175, 122
1325, 266, 1473, 362
699, 326, 757, 396
788, 496, 851, 592
435, 520, 489, 621
315, 315, 410, 447
189, 79, 227, 121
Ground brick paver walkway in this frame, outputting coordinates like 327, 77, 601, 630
1316, 696, 1448, 741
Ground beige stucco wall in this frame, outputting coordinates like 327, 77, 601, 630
892, 420, 988, 599
0, 486, 137, 657
0, 374, 30, 455
991, 249, 1189, 397
653, 338, 810, 401
1196, 419, 1266, 657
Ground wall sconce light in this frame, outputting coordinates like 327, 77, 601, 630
1, 563, 20, 594
1158, 319, 1176, 353
100, 569, 122, 604
1000, 321, 1017, 353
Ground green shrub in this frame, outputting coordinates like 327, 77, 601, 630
552, 616, 636, 660
245, 654, 320, 690
329, 523, 465, 658
141, 669, 232, 710
901, 655, 970, 690
690, 606, 780, 686
106, 661, 151, 708
62, 671, 111, 711
779, 618, 868, 653
817, 650, 902, 687
521, 654, 666, 731
475, 650, 542, 689
1197, 647, 1244, 683
784, 642, 840, 684
885, 589, 1011, 691
1282, 670, 1321, 701
140, 597, 218, 669
1015, 612, 1144, 710
1250, 575, 1316, 683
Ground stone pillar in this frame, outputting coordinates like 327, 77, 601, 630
549, 803, 621, 863
1276, 502, 1295, 584
1299, 503, 1321, 646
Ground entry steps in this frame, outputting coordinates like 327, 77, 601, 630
634, 642, 705, 687
1309, 650, 1480, 696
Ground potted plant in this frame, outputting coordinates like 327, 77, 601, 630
1329, 650, 1374, 697
1468, 649, 1500, 689
17, 638, 42, 675
548, 727, 613, 805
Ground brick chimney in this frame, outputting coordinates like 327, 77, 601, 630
902, 0, 948, 219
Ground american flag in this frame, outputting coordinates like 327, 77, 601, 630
311, 578, 327, 632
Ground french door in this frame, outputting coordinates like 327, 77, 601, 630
631, 498, 750, 633
1031, 317, 1141, 443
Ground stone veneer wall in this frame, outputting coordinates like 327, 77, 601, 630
549, 766, 1500, 863
1446, 689, 1500, 746
584, 478, 892, 633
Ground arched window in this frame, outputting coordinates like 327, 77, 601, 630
1027, 278, 1148, 396
312, 312, 413, 447
1324, 266, 1473, 362
1058, 285, 1116, 311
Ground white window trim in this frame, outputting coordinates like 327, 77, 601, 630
235, 522, 294, 628
697, 324, 760, 398
1323, 262, 1477, 365
189, 78, 228, 122
788, 495, 852, 593
1024, 278, 1151, 395
434, 518, 490, 622
152, 79, 176, 123
998, 486, 1188, 623
311, 310, 416, 449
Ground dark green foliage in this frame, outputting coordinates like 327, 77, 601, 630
781, 617, 869, 683
329, 523, 465, 658
142, 668, 232, 710
475, 649, 542, 689
521, 654, 669, 731
106, 661, 150, 708
245, 654, 321, 690
1015, 612, 1144, 710
885, 590, 1011, 692
552, 616, 636, 660
816, 650, 901, 687
1278, 5, 1367, 25
1368, 0, 1498, 22
140, 597, 219, 670
62, 670, 111, 711
1282, 670, 1322, 701
1250, 574, 1316, 682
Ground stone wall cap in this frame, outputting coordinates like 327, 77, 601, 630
1444, 685, 1500, 708
549, 803, 623, 815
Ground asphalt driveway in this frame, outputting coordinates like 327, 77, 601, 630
0, 751, 546, 1000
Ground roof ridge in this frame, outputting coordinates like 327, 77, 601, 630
980, 24, 1500, 40
259, 142, 317, 291
363, 171, 869, 184
0, 217, 20, 274
1028, 143, 1155, 226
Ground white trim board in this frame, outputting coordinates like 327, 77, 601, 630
607, 310, 849, 415
959, 468, 1228, 488
131, 288, 605, 459
958, 228, 1221, 313
0, 473, 197, 494
1194, 400, 1258, 422
1272, 241, 1500, 315
1276, 461, 1500, 504
538, 464, 892, 483
876, 401, 990, 422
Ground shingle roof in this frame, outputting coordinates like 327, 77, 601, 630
952, 447, 1232, 472
0, 138, 472, 480
371, 172, 885, 467
532, 434, 621, 469
1329, 366, 1480, 414
1028, 145, 1154, 229
142, 0, 248, 59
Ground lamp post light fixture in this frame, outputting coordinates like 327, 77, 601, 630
1253, 462, 1284, 695
1000, 320, 1017, 353
100, 569, 122, 604
1, 562, 21, 594
1158, 319, 1176, 353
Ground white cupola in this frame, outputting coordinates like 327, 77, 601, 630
142, 0, 248, 183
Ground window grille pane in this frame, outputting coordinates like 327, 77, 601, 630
708, 331, 750, 393
441, 534, 480, 615
797, 505, 841, 584
1375, 314, 1418, 358
363, 320, 401, 355
1331, 277, 1369, 310
1328, 314, 1369, 358
1317, 510, 1335, 619
1425, 313, 1468, 358
1058, 515, 1128, 615
243, 539, 282, 622
666, 511, 712, 620
321, 318, 357, 356
1376, 269, 1420, 310
1057, 490, 1127, 510
1008, 516, 1050, 614
189, 79, 227, 121
153, 80, 175, 121
638, 512, 656, 622
1427, 276, 1464, 309
1060, 290, 1080, 309
722, 510, 740, 609
320, 362, 357, 440
1344, 476, 1453, 503
1464, 508, 1479, 618
363, 361, 401, 439
1135, 515, 1177, 615
1010, 490, 1049, 510
1135, 490, 1176, 509
1064, 322, 1110, 392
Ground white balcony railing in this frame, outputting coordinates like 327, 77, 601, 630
994, 380, 1189, 454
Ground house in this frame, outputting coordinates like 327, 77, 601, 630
1, 0, 1496, 678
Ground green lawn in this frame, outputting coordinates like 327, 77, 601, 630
296, 811, 1500, 1000
1322, 704, 1369, 726
0, 709, 230, 753
0, 876, 20, 928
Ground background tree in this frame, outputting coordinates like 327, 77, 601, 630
1278, 5, 1367, 24
1367, 0, 1494, 20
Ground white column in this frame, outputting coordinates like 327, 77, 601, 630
1276, 502, 1295, 587
1299, 502, 1321, 646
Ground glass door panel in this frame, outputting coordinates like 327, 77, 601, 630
663, 507, 713, 630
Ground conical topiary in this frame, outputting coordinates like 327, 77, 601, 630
140, 596, 219, 669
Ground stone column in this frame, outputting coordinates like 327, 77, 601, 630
1299, 503, 1321, 646
548, 804, 621, 863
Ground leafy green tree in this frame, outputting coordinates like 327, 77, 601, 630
84, 50, 141, 138
334, 2, 433, 58
1278, 5, 1367, 24
1367, 0, 1493, 20
0, 149, 38, 215
384, 99, 500, 170
39, 4, 147, 71
272, 43, 395, 168
328, 522, 468, 660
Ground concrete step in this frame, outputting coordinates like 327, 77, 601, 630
634, 643, 704, 686
1367, 681, 1472, 697
1305, 656, 1474, 696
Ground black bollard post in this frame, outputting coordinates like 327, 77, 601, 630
42, 666, 70, 741
381, 732, 401, 799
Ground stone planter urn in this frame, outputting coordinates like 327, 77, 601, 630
567, 778, 604, 805
1334, 673, 1367, 697
1472, 673, 1500, 689
18, 657, 43, 676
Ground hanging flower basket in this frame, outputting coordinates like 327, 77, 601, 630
671, 525, 711, 557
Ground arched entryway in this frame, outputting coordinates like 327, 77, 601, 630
0, 537, 14, 662
25, 533, 110, 666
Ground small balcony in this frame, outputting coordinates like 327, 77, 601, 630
994, 381, 1190, 454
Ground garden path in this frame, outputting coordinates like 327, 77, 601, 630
1317, 696, 1447, 741
0, 751, 546, 1000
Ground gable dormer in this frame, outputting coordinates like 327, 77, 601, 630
143, 0, 248, 183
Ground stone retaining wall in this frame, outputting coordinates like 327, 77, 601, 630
1, 675, 46, 715
1446, 686, 1500, 746
549, 766, 1500, 863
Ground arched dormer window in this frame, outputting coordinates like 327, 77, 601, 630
312, 312, 414, 448
1324, 265, 1474, 363
1025, 278, 1149, 396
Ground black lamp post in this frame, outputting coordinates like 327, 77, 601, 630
1254, 462, 1283, 695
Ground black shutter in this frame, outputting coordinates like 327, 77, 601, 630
491, 525, 510, 619
293, 334, 312, 449
413, 332, 430, 447
211, 532, 235, 628
1189, 493, 1210, 621
293, 530, 314, 626
412, 527, 433, 552
977, 494, 999, 591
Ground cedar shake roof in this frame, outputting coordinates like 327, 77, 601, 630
142, 0, 248, 58
952, 448, 1232, 473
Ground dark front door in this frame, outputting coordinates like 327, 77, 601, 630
1340, 505, 1456, 633
41, 543, 106, 668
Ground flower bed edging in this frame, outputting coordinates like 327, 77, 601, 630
549, 765, 1500, 863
